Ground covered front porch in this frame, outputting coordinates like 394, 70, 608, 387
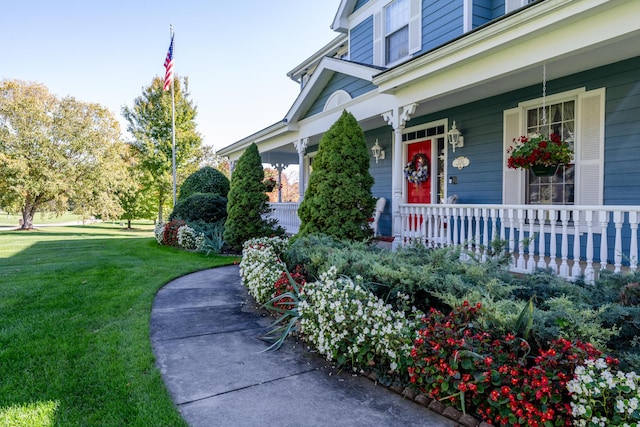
268, 202, 640, 282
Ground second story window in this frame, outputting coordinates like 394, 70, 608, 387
385, 0, 410, 64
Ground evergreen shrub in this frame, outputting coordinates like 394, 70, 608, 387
168, 192, 227, 224
223, 143, 285, 253
179, 166, 230, 200
297, 110, 375, 241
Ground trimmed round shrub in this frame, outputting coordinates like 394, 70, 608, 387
169, 192, 227, 224
179, 166, 230, 200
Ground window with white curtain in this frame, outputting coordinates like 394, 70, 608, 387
385, 0, 409, 64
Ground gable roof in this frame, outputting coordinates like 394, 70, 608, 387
284, 56, 383, 125
331, 0, 357, 33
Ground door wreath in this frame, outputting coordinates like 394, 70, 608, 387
404, 153, 429, 184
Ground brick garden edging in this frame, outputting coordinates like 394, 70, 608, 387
363, 371, 491, 427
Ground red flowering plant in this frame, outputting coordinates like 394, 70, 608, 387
272, 266, 306, 311
162, 219, 186, 247
408, 301, 603, 426
507, 133, 573, 170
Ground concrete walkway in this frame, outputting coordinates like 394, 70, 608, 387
150, 265, 458, 427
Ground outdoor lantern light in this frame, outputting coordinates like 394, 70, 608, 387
447, 121, 464, 152
371, 139, 385, 163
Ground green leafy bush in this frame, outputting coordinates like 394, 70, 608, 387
179, 166, 230, 200
168, 192, 227, 224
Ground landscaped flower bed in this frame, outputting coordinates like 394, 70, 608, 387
239, 236, 640, 426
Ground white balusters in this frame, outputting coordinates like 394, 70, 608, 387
613, 211, 623, 273
599, 210, 609, 271
630, 212, 639, 272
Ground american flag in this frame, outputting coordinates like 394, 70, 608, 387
163, 35, 174, 91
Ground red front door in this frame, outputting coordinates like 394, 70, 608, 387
407, 140, 431, 204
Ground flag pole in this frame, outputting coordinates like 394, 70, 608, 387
170, 25, 177, 207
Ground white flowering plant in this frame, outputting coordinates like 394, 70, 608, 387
177, 224, 206, 252
154, 221, 165, 244
298, 266, 422, 375
239, 237, 288, 304
567, 357, 640, 427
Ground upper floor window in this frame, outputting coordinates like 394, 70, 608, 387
373, 0, 420, 67
385, 0, 409, 64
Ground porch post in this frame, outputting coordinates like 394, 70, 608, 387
294, 138, 309, 202
382, 103, 417, 250
273, 163, 287, 203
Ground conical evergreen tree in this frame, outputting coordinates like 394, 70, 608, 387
223, 143, 283, 252
297, 110, 375, 240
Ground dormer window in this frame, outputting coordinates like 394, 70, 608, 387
385, 0, 409, 64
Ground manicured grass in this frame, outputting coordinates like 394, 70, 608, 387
0, 211, 88, 226
0, 224, 239, 426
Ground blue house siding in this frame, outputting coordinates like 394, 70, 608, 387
350, 16, 373, 64
303, 74, 376, 119
421, 0, 465, 53
364, 127, 394, 236
472, 0, 493, 29
491, 0, 505, 19
354, 0, 369, 12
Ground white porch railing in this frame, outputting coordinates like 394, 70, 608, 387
399, 203, 640, 282
267, 203, 300, 234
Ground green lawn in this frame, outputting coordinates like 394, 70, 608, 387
0, 211, 86, 227
0, 223, 238, 426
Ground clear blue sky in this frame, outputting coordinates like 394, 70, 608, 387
3, 0, 339, 150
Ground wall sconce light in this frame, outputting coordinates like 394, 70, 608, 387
371, 139, 385, 163
447, 121, 464, 152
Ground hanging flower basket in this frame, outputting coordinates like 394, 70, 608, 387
263, 178, 277, 192
404, 153, 429, 185
531, 164, 559, 177
507, 133, 572, 173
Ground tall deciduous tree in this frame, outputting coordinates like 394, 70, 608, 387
0, 79, 128, 229
117, 146, 157, 228
122, 76, 203, 221
297, 110, 375, 241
